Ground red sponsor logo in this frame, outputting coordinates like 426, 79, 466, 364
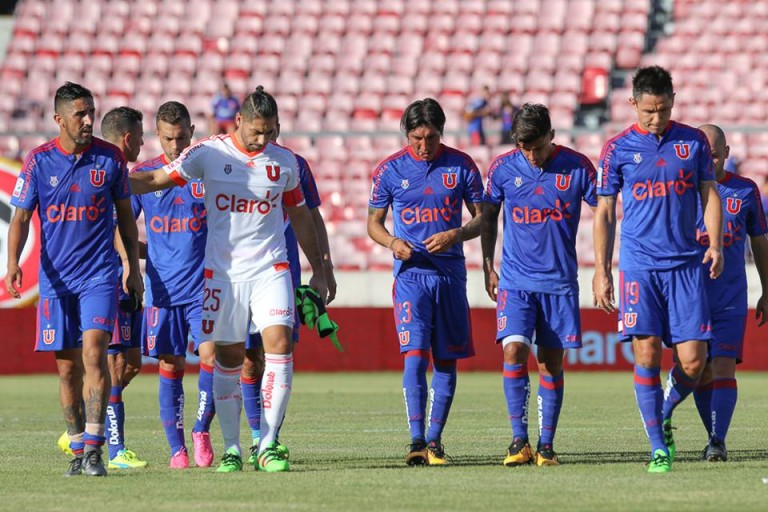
215, 192, 279, 214
623, 312, 637, 328
400, 197, 460, 225
442, 172, 457, 189
266, 165, 280, 182
148, 214, 206, 233
262, 370, 275, 408
93, 316, 112, 326
555, 174, 572, 191
696, 221, 742, 248
512, 199, 572, 224
726, 198, 742, 214
269, 308, 293, 318
631, 169, 694, 201
674, 144, 690, 160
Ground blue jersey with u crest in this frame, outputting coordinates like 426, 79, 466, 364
11, 137, 129, 296
696, 172, 768, 315
369, 144, 483, 280
598, 121, 715, 270
484, 145, 597, 294
131, 154, 207, 307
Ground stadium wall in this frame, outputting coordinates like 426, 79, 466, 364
3, 307, 767, 374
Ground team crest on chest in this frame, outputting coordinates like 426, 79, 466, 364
224, 164, 232, 174
514, 176, 523, 187
89, 169, 105, 187
266, 165, 280, 182
190, 182, 205, 198
442, 172, 457, 189
49, 176, 59, 187
555, 174, 572, 191
726, 197, 742, 214
674, 143, 691, 160
401, 179, 409, 189
633, 153, 643, 164
154, 190, 163, 197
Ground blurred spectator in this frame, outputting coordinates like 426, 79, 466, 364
464, 85, 493, 146
498, 91, 518, 145
208, 83, 240, 135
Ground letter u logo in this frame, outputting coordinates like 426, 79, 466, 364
497, 316, 507, 331
623, 312, 637, 328
674, 144, 690, 160
147, 307, 159, 327
726, 198, 742, 214
398, 331, 410, 345
202, 319, 214, 334
555, 174, 572, 191
266, 165, 280, 182
43, 329, 55, 344
190, 182, 205, 198
90, 169, 106, 187
121, 326, 131, 341
147, 335, 156, 350
442, 173, 457, 189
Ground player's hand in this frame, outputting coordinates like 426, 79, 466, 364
592, 270, 615, 313
423, 230, 459, 254
484, 269, 499, 302
308, 271, 329, 306
324, 262, 337, 305
123, 268, 144, 301
702, 247, 724, 279
5, 264, 22, 299
391, 238, 414, 261
756, 294, 768, 327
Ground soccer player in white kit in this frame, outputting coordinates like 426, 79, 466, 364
129, 87, 329, 472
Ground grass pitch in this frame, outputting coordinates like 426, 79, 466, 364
0, 372, 766, 511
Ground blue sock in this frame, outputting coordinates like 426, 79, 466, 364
538, 372, 564, 449
711, 378, 738, 443
503, 362, 530, 441
403, 350, 429, 442
241, 373, 261, 441
106, 386, 124, 459
662, 365, 699, 420
693, 381, 714, 437
192, 363, 215, 433
159, 368, 185, 456
634, 365, 666, 454
426, 359, 457, 443
83, 432, 106, 452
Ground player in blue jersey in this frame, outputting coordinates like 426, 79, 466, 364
464, 85, 492, 146
98, 106, 149, 470
131, 101, 217, 468
5, 82, 143, 477
592, 67, 724, 473
368, 98, 483, 465
481, 103, 597, 467
242, 124, 336, 469
690, 124, 768, 461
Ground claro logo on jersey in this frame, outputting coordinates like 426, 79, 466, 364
45, 195, 108, 223
512, 199, 572, 224
697, 221, 742, 248
631, 169, 694, 201
215, 191, 280, 214
400, 196, 460, 225
149, 205, 207, 233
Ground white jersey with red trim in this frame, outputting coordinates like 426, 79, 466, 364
164, 135, 305, 282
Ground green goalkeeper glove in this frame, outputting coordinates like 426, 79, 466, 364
295, 285, 343, 352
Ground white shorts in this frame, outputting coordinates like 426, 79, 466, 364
201, 266, 295, 344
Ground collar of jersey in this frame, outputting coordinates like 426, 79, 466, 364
718, 171, 733, 184
159, 153, 171, 165
406, 144, 444, 164
55, 137, 91, 157
230, 133, 266, 158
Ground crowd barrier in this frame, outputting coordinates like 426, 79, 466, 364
2, 307, 766, 374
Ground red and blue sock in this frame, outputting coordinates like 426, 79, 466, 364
106, 385, 124, 460
693, 381, 714, 437
192, 363, 215, 433
538, 372, 564, 449
634, 365, 665, 454
403, 350, 429, 442
662, 365, 699, 420
426, 359, 456, 443
159, 368, 185, 456
241, 373, 261, 441
711, 378, 737, 443
83, 431, 106, 453
503, 362, 530, 441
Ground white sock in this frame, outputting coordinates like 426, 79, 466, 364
213, 361, 243, 455
259, 353, 293, 451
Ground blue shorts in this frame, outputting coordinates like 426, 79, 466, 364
618, 261, 712, 346
495, 288, 582, 349
709, 314, 746, 363
143, 300, 204, 358
392, 271, 474, 360
35, 285, 117, 352
109, 308, 143, 353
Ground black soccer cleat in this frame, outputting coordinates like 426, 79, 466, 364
405, 439, 428, 466
64, 457, 83, 477
82, 449, 108, 477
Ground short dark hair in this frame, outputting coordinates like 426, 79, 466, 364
400, 98, 446, 135
156, 101, 191, 126
632, 66, 674, 99
101, 106, 143, 141
54, 81, 93, 113
240, 86, 278, 121
511, 103, 551, 144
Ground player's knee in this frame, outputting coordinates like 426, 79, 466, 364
679, 358, 706, 379
502, 342, 529, 365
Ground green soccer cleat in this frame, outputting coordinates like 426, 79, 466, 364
662, 418, 676, 463
256, 442, 290, 472
648, 448, 672, 473
58, 431, 74, 457
216, 447, 243, 473
247, 438, 290, 466
108, 448, 148, 469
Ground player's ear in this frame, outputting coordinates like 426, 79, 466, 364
724, 144, 730, 160
190, 124, 196, 137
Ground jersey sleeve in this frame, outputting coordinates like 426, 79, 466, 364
369, 160, 392, 209
111, 153, 131, 200
746, 181, 768, 237
10, 151, 39, 210
482, 156, 505, 205
282, 153, 306, 207
582, 157, 599, 207
297, 156, 321, 209
130, 193, 143, 218
164, 141, 207, 184
597, 140, 622, 196
463, 156, 484, 204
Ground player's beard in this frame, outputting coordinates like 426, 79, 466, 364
71, 127, 93, 147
